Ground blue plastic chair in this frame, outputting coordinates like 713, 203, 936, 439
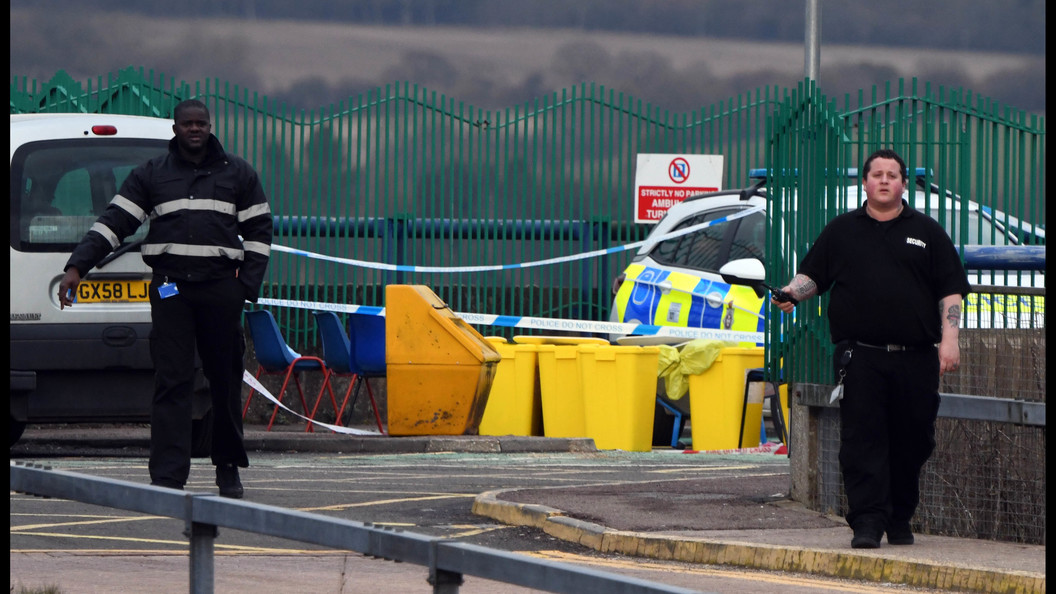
242, 309, 337, 432
345, 312, 387, 430
312, 311, 385, 434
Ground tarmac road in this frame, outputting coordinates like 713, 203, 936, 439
10, 424, 1046, 594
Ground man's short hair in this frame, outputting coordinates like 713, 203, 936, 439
173, 99, 210, 122
862, 149, 908, 183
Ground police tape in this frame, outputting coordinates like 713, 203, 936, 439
242, 370, 381, 435
255, 296, 765, 343
270, 204, 766, 273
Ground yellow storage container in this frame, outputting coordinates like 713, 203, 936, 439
778, 382, 790, 443
578, 344, 661, 452
687, 347, 765, 451
479, 338, 542, 436
535, 344, 588, 438
741, 379, 767, 448
385, 285, 500, 436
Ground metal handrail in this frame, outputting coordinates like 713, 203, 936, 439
10, 462, 702, 594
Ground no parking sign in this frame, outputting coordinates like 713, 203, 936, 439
633, 153, 723, 223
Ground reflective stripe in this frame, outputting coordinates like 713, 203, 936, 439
111, 194, 148, 223
142, 243, 244, 259
154, 198, 237, 217
89, 221, 121, 249
242, 240, 271, 257
238, 202, 272, 222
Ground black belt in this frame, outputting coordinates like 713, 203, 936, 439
853, 340, 930, 352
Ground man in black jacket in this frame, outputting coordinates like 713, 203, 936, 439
59, 99, 273, 498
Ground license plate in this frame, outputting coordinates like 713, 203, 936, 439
75, 279, 151, 303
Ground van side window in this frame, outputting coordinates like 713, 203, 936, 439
12, 140, 164, 252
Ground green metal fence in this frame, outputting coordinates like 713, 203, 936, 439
11, 67, 786, 349
11, 68, 1044, 365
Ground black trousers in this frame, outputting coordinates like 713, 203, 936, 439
836, 343, 940, 531
148, 275, 248, 486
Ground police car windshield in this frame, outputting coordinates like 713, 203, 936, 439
650, 206, 766, 273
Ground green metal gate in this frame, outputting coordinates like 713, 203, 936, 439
765, 78, 1045, 386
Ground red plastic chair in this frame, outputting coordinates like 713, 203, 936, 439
242, 309, 338, 431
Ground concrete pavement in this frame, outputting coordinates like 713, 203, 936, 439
10, 424, 1046, 594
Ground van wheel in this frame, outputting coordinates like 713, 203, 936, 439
191, 408, 214, 458
10, 416, 27, 447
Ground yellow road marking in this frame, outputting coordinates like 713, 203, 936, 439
297, 493, 473, 512
12, 516, 164, 532
11, 532, 310, 553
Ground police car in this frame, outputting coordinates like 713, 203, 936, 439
610, 179, 770, 344
9, 113, 213, 450
610, 170, 1044, 338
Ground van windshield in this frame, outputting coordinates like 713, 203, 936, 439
11, 138, 167, 252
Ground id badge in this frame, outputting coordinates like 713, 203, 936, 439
158, 282, 179, 299
829, 383, 844, 403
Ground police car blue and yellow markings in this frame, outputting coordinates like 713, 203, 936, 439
966, 292, 1045, 313
616, 264, 767, 346
623, 264, 666, 325
964, 292, 1045, 328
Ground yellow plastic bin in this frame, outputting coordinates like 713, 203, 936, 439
385, 285, 500, 436
687, 347, 765, 451
578, 344, 661, 451
478, 337, 543, 436
534, 344, 587, 438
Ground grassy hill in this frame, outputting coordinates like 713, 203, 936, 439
10, 9, 1044, 113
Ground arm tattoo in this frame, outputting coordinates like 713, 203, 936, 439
942, 302, 962, 329
788, 274, 817, 301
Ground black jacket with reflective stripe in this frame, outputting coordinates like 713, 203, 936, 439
65, 135, 273, 301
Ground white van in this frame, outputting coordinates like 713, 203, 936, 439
9, 114, 212, 450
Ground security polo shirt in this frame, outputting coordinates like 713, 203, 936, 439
797, 199, 971, 346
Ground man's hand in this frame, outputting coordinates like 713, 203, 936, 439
58, 268, 81, 310
770, 274, 817, 314
771, 288, 796, 314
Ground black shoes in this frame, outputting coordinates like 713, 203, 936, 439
851, 525, 883, 549
150, 478, 184, 490
850, 521, 915, 548
216, 464, 244, 499
886, 522, 915, 545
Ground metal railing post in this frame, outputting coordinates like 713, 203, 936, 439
429, 540, 463, 594
184, 494, 217, 594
